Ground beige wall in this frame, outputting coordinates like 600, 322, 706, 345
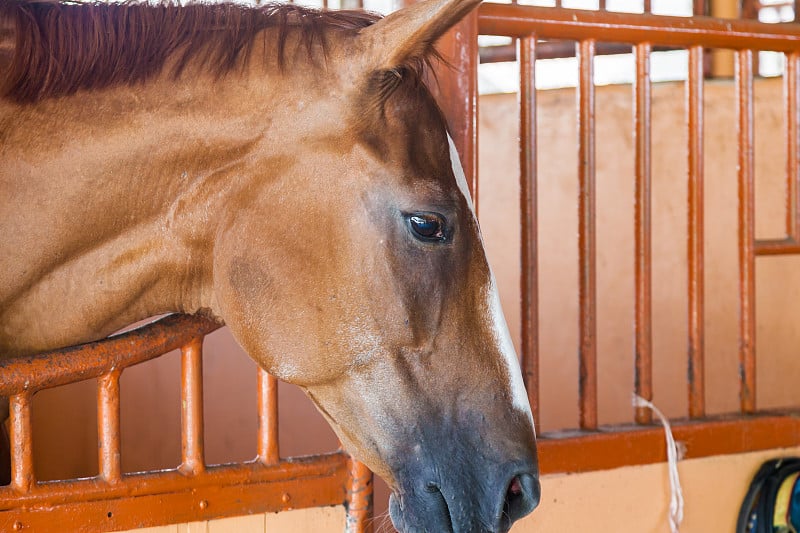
520, 446, 800, 532
32, 78, 800, 528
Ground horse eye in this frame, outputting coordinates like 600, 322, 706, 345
407, 213, 447, 242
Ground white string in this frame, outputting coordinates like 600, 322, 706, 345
633, 394, 684, 533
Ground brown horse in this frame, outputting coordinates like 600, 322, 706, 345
0, 0, 539, 531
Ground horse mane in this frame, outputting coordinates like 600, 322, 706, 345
0, 1, 384, 103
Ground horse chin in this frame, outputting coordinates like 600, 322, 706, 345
387, 482, 536, 533
388, 491, 454, 533
386, 462, 540, 533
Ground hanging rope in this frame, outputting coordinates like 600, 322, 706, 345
632, 394, 685, 533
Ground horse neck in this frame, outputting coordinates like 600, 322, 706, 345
0, 78, 278, 354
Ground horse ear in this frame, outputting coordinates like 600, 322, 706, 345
358, 0, 480, 72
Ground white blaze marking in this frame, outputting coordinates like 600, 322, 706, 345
488, 275, 534, 424
447, 134, 534, 424
448, 135, 474, 212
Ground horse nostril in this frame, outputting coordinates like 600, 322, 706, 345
501, 473, 540, 529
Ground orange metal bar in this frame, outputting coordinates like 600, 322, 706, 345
755, 238, 800, 254
694, 0, 706, 16
345, 458, 374, 533
0, 470, 348, 533
181, 337, 205, 475
477, 4, 800, 50
519, 35, 540, 430
633, 42, 653, 425
8, 394, 33, 493
0, 314, 221, 396
97, 370, 122, 483
257, 368, 280, 464
430, 12, 479, 210
480, 41, 683, 64
538, 413, 800, 475
742, 0, 759, 20
0, 454, 347, 508
788, 52, 800, 241
577, 39, 598, 431
737, 49, 757, 414
0, 453, 350, 526
687, 45, 706, 419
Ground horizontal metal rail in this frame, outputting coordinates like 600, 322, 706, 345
0, 456, 352, 531
480, 41, 681, 64
478, 4, 800, 50
538, 412, 800, 475
0, 454, 348, 510
0, 314, 221, 396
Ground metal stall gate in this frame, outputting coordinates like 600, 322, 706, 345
437, 2, 800, 476
0, 314, 373, 532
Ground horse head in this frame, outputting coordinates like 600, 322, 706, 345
211, 0, 539, 531
0, 0, 538, 527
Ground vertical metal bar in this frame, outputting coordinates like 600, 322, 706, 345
345, 458, 374, 533
0, 402, 9, 486
577, 39, 598, 431
599, 0, 606, 10
181, 337, 205, 474
741, 0, 758, 20
688, 46, 706, 419
9, 393, 33, 492
428, 12, 479, 213
709, 1, 736, 78
737, 49, 757, 414
741, 0, 761, 76
693, 0, 706, 16
98, 370, 122, 482
257, 368, 279, 465
519, 35, 540, 430
555, 0, 562, 7
633, 42, 653, 425
643, 0, 652, 13
786, 52, 800, 241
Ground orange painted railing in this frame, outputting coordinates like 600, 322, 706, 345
0, 314, 373, 532
438, 4, 800, 476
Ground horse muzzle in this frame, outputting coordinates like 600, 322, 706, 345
388, 458, 540, 533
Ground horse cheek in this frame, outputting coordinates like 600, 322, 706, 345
214, 253, 279, 365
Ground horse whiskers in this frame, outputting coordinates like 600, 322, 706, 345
371, 509, 395, 533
